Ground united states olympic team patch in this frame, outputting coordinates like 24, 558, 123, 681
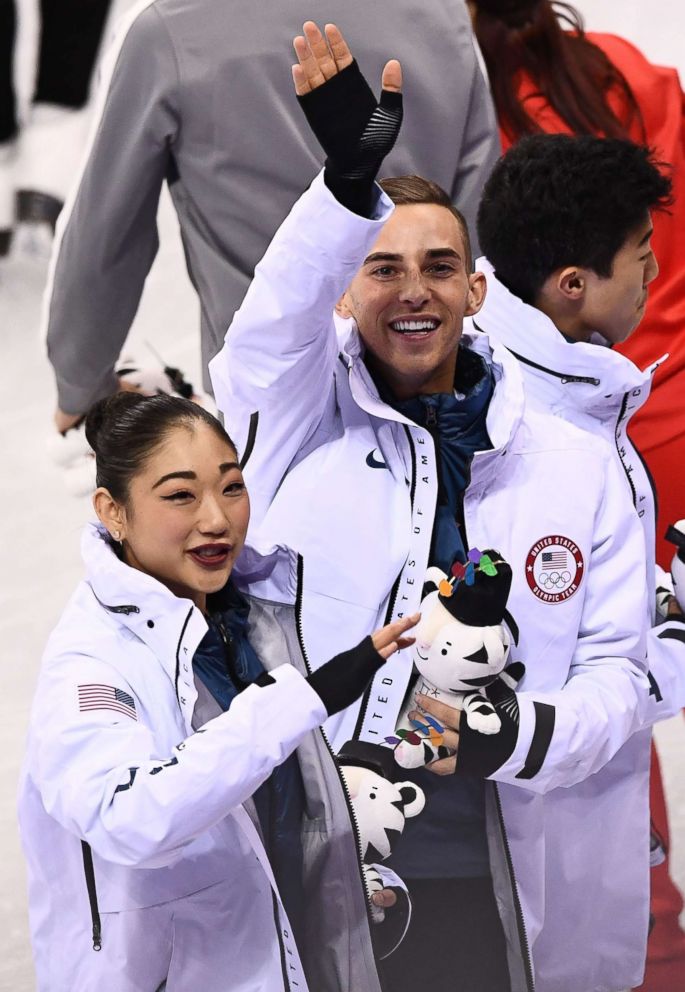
525, 535, 584, 603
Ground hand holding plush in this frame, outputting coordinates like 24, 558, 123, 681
387, 550, 520, 770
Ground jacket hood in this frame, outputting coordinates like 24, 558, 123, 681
469, 257, 667, 418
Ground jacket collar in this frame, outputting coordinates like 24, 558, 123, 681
470, 257, 667, 417
335, 312, 526, 466
81, 522, 208, 677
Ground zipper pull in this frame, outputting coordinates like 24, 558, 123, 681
92, 921, 102, 952
425, 404, 437, 427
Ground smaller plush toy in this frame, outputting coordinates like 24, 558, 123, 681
386, 549, 522, 770
665, 520, 685, 614
338, 740, 425, 923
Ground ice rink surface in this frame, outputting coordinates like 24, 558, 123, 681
1, 1, 684, 988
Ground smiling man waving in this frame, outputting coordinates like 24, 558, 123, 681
210, 22, 653, 992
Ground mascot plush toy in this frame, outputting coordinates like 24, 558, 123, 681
386, 549, 523, 770
337, 740, 425, 923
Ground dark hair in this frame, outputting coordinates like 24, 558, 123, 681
379, 175, 473, 272
85, 392, 238, 502
472, 1, 645, 144
477, 134, 672, 303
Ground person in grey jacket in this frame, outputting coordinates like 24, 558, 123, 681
43, 0, 500, 431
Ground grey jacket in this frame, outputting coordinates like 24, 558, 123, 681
43, 0, 500, 413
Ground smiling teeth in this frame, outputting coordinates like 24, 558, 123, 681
392, 319, 438, 332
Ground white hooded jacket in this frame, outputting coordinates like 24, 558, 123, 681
210, 174, 653, 992
468, 256, 685, 726
18, 523, 371, 992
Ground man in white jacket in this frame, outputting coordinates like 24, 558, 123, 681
211, 25, 652, 992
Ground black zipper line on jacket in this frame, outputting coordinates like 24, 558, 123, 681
507, 348, 601, 386
494, 785, 535, 991
215, 618, 251, 691
614, 393, 638, 507
80, 841, 102, 952
239, 411, 259, 470
353, 423, 418, 740
471, 321, 600, 385
294, 555, 374, 916
461, 472, 532, 986
174, 606, 195, 707
270, 890, 292, 991
89, 587, 140, 616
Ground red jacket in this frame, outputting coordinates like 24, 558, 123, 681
500, 33, 685, 566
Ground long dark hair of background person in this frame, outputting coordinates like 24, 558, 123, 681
471, 0, 646, 142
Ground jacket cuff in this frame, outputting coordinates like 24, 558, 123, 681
259, 663, 328, 729
457, 695, 556, 784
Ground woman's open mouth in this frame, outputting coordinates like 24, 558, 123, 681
187, 544, 232, 569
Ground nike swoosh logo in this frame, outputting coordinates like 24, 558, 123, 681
366, 448, 388, 470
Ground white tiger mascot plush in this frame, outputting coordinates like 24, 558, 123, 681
387, 550, 523, 770
338, 740, 425, 923
666, 520, 685, 613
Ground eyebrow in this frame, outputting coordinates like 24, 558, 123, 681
152, 462, 240, 489
363, 247, 462, 265
637, 227, 653, 247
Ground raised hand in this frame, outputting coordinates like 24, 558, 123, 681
292, 22, 403, 214
292, 22, 400, 96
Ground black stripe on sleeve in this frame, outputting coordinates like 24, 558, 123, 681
515, 702, 556, 780
657, 626, 685, 646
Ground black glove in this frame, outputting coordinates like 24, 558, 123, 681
307, 635, 385, 716
298, 59, 403, 216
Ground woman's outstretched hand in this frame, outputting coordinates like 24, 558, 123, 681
307, 613, 419, 717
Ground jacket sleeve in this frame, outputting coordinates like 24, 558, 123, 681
459, 455, 651, 792
209, 172, 393, 524
448, 40, 501, 258
31, 656, 326, 868
639, 616, 685, 724
43, 4, 179, 415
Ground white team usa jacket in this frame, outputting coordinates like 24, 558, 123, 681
211, 173, 654, 992
468, 256, 685, 724
18, 524, 350, 992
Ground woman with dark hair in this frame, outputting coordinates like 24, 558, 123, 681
17, 391, 418, 992
469, 4, 685, 988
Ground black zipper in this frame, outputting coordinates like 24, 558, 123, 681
462, 484, 534, 989
239, 411, 259, 470
494, 786, 535, 991
614, 393, 638, 506
215, 618, 251, 691
470, 321, 601, 386
294, 555, 373, 913
509, 349, 600, 386
80, 841, 102, 952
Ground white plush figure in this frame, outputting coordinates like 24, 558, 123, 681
388, 550, 520, 770
337, 740, 425, 923
666, 520, 685, 614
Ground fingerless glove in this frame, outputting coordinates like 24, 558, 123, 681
298, 60, 403, 216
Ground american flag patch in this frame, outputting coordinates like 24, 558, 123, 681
78, 684, 137, 720
541, 551, 568, 570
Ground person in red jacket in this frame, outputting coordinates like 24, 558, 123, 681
469, 3, 685, 989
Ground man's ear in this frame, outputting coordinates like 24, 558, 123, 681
464, 270, 487, 317
557, 266, 587, 301
93, 488, 127, 542
335, 292, 354, 319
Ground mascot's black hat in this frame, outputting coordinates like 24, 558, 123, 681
438, 548, 512, 627
337, 740, 398, 782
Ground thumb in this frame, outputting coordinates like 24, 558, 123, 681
381, 59, 402, 93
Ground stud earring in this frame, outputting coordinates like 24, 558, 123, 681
112, 530, 121, 542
